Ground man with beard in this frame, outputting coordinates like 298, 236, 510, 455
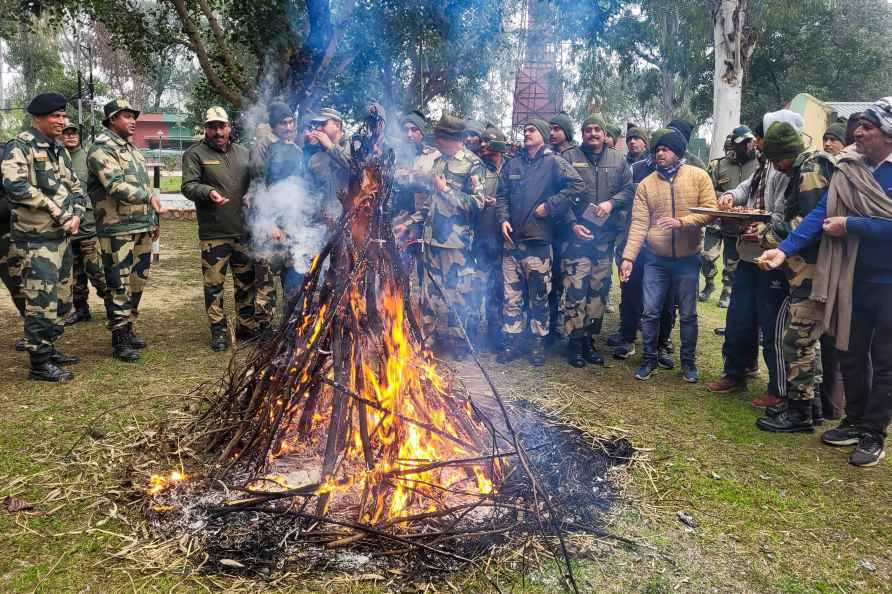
463, 120, 485, 156
558, 114, 632, 367
620, 130, 716, 383
625, 125, 649, 165
760, 99, 892, 466
88, 99, 167, 361
496, 119, 585, 366
701, 126, 758, 306
181, 107, 257, 351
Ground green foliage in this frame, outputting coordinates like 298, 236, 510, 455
738, 0, 892, 127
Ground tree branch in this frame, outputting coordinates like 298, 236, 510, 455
195, 0, 253, 97
167, 0, 243, 107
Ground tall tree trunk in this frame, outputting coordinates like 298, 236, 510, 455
710, 0, 756, 159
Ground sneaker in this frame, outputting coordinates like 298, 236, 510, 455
606, 332, 626, 348
706, 375, 746, 393
657, 347, 674, 369
821, 419, 865, 447
681, 363, 700, 383
849, 434, 886, 467
613, 342, 636, 360
634, 360, 657, 381
751, 392, 782, 409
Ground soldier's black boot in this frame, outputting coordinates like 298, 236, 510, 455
698, 280, 715, 303
567, 337, 586, 368
126, 323, 147, 349
811, 397, 825, 426
210, 326, 230, 352
717, 288, 731, 309
28, 354, 74, 382
64, 304, 91, 326
50, 349, 80, 365
496, 341, 519, 364
584, 338, 604, 366
112, 328, 140, 362
529, 337, 546, 367
486, 322, 503, 353
756, 399, 814, 433
15, 339, 26, 352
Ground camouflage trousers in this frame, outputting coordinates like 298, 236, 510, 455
782, 296, 824, 401
421, 246, 476, 342
0, 232, 25, 317
100, 232, 153, 331
502, 241, 552, 338
200, 238, 259, 332
9, 237, 72, 357
71, 236, 106, 309
559, 238, 612, 339
254, 259, 279, 330
701, 229, 739, 291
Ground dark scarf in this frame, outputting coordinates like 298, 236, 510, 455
656, 158, 686, 181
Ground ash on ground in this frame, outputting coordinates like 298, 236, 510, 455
147, 405, 632, 578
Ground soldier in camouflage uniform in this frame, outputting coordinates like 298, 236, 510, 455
60, 118, 106, 325
182, 107, 257, 351
495, 118, 585, 366
701, 126, 758, 306
755, 122, 834, 433
557, 114, 633, 367
395, 115, 485, 360
1, 92, 85, 381
88, 99, 166, 361
393, 111, 440, 300
470, 125, 509, 351
0, 140, 26, 324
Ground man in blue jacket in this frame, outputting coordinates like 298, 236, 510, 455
759, 97, 892, 467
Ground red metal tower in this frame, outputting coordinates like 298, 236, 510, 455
511, 0, 564, 138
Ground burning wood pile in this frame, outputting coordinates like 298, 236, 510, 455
145, 153, 632, 591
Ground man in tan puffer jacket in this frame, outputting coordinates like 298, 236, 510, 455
620, 129, 716, 382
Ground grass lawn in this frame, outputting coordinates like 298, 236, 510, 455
158, 175, 182, 194
0, 219, 889, 593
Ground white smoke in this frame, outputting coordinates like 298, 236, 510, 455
248, 175, 343, 274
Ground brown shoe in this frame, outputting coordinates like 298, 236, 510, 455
706, 375, 746, 393
751, 392, 782, 408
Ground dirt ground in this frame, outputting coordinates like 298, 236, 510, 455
1, 219, 890, 593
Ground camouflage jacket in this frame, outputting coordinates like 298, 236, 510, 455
764, 151, 835, 268
1, 127, 85, 241
87, 128, 156, 237
307, 141, 351, 208
408, 147, 485, 250
393, 144, 440, 218
64, 145, 98, 239
708, 153, 758, 234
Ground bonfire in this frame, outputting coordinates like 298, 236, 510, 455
143, 151, 631, 592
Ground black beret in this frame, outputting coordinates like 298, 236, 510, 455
27, 92, 68, 116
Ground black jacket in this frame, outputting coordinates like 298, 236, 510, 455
496, 146, 585, 243
561, 144, 633, 239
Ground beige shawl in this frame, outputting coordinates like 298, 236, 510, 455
812, 147, 892, 350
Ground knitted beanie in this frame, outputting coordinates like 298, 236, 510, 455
549, 111, 575, 141
762, 122, 805, 161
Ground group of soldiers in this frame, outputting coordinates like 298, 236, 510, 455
1, 93, 164, 381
